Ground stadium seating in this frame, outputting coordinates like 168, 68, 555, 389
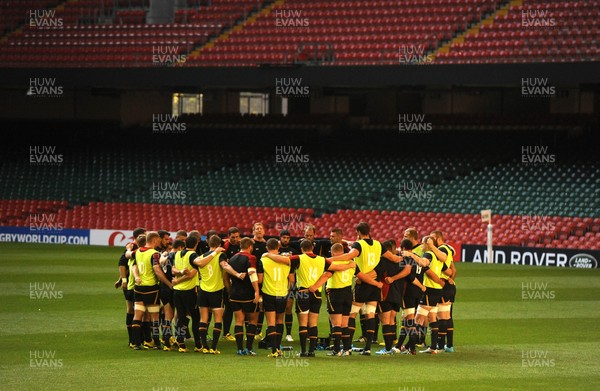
0, 0, 265, 67
189, 0, 497, 66
1, 0, 597, 66
0, 0, 63, 35
2, 199, 599, 249
436, 0, 599, 63
1, 120, 597, 249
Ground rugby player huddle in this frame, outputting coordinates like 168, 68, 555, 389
116, 221, 456, 357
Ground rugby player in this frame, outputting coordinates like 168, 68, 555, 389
174, 230, 187, 242
158, 238, 184, 350
117, 227, 145, 347
194, 235, 227, 354
221, 227, 242, 342
227, 237, 260, 355
131, 232, 172, 350
409, 236, 451, 354
325, 222, 383, 355
171, 235, 202, 352
257, 238, 292, 357
264, 239, 326, 356
392, 239, 427, 355
430, 230, 457, 352
278, 229, 296, 342
251, 222, 268, 340
375, 240, 412, 355
309, 243, 356, 356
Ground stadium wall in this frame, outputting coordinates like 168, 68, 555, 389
2, 63, 599, 89
1, 84, 596, 126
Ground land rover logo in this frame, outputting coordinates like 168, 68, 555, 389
568, 254, 598, 268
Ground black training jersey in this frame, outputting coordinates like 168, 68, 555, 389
279, 245, 297, 256
162, 252, 176, 282
378, 256, 406, 304
251, 240, 267, 260
224, 241, 241, 260
197, 240, 210, 255
312, 240, 326, 257
228, 252, 257, 300
118, 242, 138, 268
404, 256, 429, 298
323, 241, 349, 258
293, 239, 327, 257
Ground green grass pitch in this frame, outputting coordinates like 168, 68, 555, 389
1, 243, 599, 391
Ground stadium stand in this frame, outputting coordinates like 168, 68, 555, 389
0, 0, 265, 67
0, 1, 597, 252
190, 0, 496, 66
436, 0, 600, 63
1, 0, 597, 67
1, 119, 598, 249
0, 0, 63, 35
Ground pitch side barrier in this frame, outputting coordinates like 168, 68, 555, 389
0, 226, 89, 245
462, 244, 599, 268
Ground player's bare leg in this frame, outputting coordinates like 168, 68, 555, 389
437, 301, 453, 352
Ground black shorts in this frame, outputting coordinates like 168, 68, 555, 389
173, 288, 199, 318
197, 288, 225, 309
419, 287, 443, 307
262, 293, 288, 313
286, 286, 297, 300
134, 285, 160, 306
353, 283, 381, 303
402, 294, 421, 310
327, 287, 352, 315
378, 301, 400, 313
229, 298, 259, 313
295, 288, 322, 314
441, 281, 456, 303
160, 287, 174, 307
124, 289, 134, 302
